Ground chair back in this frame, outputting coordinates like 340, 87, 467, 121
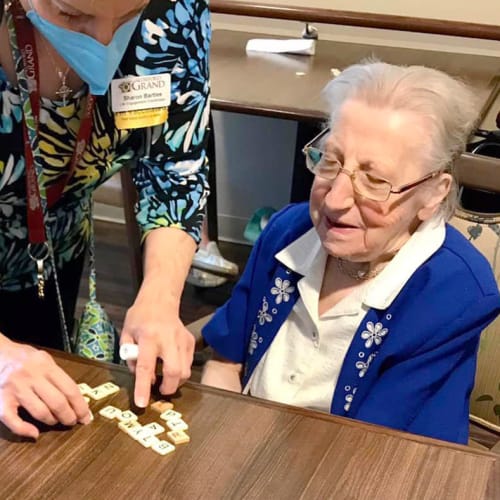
451, 152, 500, 432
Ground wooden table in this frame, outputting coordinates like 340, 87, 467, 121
0, 351, 498, 499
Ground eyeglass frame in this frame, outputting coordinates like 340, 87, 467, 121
302, 127, 445, 202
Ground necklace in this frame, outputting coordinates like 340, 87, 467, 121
38, 34, 73, 105
336, 257, 382, 281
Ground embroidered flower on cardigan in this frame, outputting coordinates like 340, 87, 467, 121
355, 351, 378, 378
248, 325, 260, 355
344, 387, 358, 412
257, 297, 273, 325
361, 321, 388, 348
270, 277, 295, 304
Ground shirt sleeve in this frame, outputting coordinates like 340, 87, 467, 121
353, 294, 500, 444
132, 0, 211, 243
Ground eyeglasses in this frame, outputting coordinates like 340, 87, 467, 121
302, 128, 443, 202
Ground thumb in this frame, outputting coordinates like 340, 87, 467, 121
1, 406, 40, 440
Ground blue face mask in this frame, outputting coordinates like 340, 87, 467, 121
26, 1, 141, 95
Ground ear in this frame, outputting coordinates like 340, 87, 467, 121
417, 173, 452, 221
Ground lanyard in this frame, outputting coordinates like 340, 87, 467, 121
9, 0, 96, 297
10, 0, 95, 241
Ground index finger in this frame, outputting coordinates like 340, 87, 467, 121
133, 340, 158, 408
47, 366, 91, 424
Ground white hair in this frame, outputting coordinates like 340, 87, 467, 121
322, 61, 481, 219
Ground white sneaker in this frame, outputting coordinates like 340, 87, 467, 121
192, 241, 239, 276
186, 268, 227, 288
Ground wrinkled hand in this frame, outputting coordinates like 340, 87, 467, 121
0, 340, 92, 439
120, 300, 195, 408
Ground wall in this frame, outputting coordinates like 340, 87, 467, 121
223, 0, 500, 25
212, 2, 500, 244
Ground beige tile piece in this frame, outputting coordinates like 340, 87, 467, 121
117, 410, 138, 422
118, 420, 141, 434
150, 400, 174, 414
152, 440, 176, 456
166, 419, 188, 432
87, 387, 110, 401
94, 382, 120, 396
98, 405, 121, 420
129, 426, 154, 441
159, 410, 182, 422
142, 422, 165, 436
78, 383, 92, 395
138, 435, 160, 448
167, 430, 190, 445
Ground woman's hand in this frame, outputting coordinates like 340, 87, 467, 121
0, 337, 92, 439
121, 297, 195, 408
121, 226, 198, 408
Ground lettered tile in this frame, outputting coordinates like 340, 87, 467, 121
167, 430, 190, 445
78, 383, 92, 395
152, 440, 175, 456
150, 400, 174, 414
98, 405, 121, 420
138, 434, 160, 448
166, 419, 188, 432
94, 382, 120, 396
117, 410, 138, 422
129, 426, 152, 441
87, 387, 110, 400
159, 410, 182, 422
142, 422, 165, 436
118, 420, 141, 434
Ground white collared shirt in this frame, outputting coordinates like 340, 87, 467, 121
246, 216, 446, 412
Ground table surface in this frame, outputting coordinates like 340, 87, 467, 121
0, 351, 498, 500
210, 29, 500, 122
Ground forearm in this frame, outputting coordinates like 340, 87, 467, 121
135, 226, 196, 311
201, 353, 243, 393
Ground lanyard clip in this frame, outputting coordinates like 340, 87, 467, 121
36, 258, 45, 298
28, 242, 49, 299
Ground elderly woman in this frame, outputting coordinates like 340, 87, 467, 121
201, 62, 500, 444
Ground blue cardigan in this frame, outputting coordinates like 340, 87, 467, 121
203, 203, 500, 444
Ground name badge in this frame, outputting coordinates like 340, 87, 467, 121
111, 74, 171, 129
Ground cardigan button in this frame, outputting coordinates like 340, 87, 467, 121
288, 373, 297, 383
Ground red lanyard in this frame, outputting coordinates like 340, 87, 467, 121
10, 1, 96, 245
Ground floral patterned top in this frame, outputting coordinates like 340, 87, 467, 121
0, 0, 210, 290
